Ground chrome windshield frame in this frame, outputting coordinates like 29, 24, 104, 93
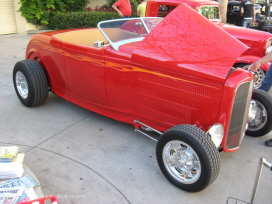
97, 17, 163, 51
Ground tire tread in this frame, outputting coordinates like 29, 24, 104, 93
169, 125, 220, 186
13, 59, 48, 107
157, 124, 220, 192
246, 89, 272, 136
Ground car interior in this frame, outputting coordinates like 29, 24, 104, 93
54, 28, 140, 48
54, 29, 109, 47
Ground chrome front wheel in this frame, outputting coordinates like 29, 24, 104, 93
156, 125, 220, 192
162, 140, 201, 184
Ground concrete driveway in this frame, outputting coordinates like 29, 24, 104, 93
0, 33, 272, 204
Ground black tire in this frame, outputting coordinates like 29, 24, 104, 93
156, 125, 220, 192
246, 89, 272, 137
13, 59, 48, 107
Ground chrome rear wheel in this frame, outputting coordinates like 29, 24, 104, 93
15, 71, 28, 99
13, 60, 48, 107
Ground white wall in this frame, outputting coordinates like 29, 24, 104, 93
87, 0, 107, 9
14, 0, 39, 33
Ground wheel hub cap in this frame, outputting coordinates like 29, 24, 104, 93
248, 100, 267, 131
163, 141, 201, 184
15, 71, 28, 99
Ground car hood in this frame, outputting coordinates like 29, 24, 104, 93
217, 23, 272, 41
132, 4, 249, 85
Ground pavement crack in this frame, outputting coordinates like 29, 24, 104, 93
0, 142, 131, 204
25, 113, 92, 153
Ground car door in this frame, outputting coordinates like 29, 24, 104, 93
104, 45, 132, 112
63, 43, 108, 106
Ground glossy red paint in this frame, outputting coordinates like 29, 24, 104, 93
134, 4, 248, 85
218, 68, 253, 152
236, 55, 270, 71
146, 0, 217, 16
146, 0, 272, 70
25, 5, 252, 152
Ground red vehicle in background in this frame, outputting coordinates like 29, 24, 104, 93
146, 0, 272, 88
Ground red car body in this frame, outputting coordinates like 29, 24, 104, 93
14, 4, 272, 192
25, 5, 251, 152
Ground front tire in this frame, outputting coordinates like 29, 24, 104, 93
13, 59, 48, 107
246, 89, 272, 137
156, 125, 220, 192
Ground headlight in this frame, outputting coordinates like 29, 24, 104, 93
207, 123, 224, 148
266, 46, 272, 54
248, 100, 258, 124
265, 38, 272, 54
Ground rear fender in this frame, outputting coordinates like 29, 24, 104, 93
26, 49, 52, 88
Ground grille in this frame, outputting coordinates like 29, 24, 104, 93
226, 81, 253, 150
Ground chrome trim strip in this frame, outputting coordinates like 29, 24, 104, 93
134, 129, 158, 142
134, 120, 163, 135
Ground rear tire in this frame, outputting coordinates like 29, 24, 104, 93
13, 59, 48, 107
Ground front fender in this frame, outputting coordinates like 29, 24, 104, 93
235, 55, 270, 72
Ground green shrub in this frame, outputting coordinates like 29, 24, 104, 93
18, 0, 89, 25
47, 11, 120, 30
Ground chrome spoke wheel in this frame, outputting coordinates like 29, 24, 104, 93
15, 71, 28, 99
248, 100, 267, 131
243, 65, 265, 89
253, 68, 265, 89
162, 140, 201, 184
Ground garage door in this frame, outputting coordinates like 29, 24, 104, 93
0, 0, 17, 35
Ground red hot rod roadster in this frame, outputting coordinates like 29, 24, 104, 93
13, 5, 272, 192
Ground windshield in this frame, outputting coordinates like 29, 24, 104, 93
199, 6, 220, 21
98, 17, 163, 50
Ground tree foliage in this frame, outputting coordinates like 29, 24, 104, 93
18, 0, 89, 25
48, 11, 120, 30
